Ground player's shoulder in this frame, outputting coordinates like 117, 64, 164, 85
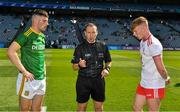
149, 36, 163, 51
151, 36, 162, 47
23, 28, 33, 37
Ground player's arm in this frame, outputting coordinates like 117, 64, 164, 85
7, 42, 34, 80
153, 55, 170, 84
7, 42, 26, 72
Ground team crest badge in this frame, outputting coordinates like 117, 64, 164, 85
24, 91, 29, 96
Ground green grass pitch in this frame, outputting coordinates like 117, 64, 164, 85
0, 48, 180, 111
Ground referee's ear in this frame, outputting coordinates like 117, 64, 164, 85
96, 30, 98, 35
84, 30, 87, 37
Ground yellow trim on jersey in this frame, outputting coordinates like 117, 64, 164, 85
24, 28, 32, 37
18, 75, 26, 96
30, 27, 42, 35
24, 27, 42, 37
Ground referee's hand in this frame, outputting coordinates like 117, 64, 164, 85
78, 58, 86, 68
101, 69, 109, 78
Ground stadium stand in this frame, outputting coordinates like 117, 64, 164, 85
1, 14, 179, 48
0, 0, 180, 49
0, 14, 22, 43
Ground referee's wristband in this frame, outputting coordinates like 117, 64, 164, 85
165, 76, 170, 81
105, 66, 111, 72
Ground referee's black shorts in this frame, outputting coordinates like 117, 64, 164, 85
76, 75, 105, 103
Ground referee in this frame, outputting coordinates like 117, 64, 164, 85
71, 23, 112, 111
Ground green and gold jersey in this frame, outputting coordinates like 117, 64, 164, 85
15, 27, 46, 80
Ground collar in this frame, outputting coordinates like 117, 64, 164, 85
85, 40, 96, 45
30, 27, 42, 35
143, 34, 151, 42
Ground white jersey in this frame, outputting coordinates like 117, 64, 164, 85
140, 35, 165, 89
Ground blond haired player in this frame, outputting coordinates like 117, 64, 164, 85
131, 16, 170, 111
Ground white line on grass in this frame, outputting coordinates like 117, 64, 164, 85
166, 65, 180, 71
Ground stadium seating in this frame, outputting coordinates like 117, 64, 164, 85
0, 14, 21, 44
0, 14, 180, 48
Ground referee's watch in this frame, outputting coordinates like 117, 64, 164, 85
105, 65, 111, 72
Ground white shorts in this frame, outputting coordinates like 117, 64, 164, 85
16, 73, 46, 99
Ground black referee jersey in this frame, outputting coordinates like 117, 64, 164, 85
71, 40, 112, 77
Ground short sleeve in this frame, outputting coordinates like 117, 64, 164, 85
15, 33, 28, 47
149, 43, 162, 57
104, 44, 112, 63
71, 46, 81, 64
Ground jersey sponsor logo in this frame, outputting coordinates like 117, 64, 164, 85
32, 37, 45, 50
36, 37, 45, 44
32, 45, 45, 50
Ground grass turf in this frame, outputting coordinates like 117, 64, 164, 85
0, 48, 180, 111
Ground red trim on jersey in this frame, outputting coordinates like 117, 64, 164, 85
143, 34, 151, 42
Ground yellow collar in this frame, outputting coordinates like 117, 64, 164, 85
30, 27, 42, 35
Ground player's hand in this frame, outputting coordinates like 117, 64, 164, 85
78, 58, 86, 68
23, 70, 34, 81
165, 76, 170, 85
166, 79, 170, 85
165, 78, 170, 85
101, 69, 109, 78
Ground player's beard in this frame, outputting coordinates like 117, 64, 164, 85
40, 26, 47, 32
